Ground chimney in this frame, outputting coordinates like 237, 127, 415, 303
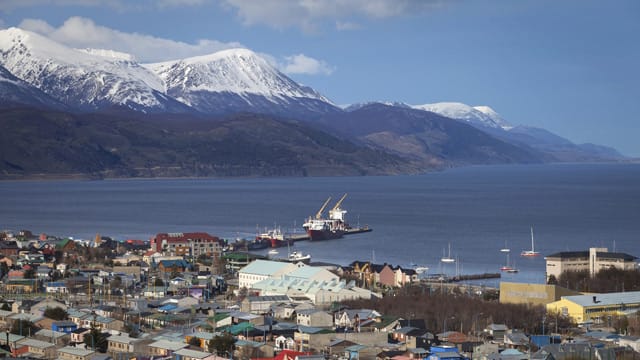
593, 296, 597, 303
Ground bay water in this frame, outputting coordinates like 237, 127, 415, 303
2, 163, 639, 286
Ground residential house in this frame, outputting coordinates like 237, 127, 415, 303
5, 279, 37, 293
428, 345, 464, 360
242, 295, 290, 314
16, 338, 57, 359
107, 334, 146, 357
617, 335, 640, 352
504, 331, 529, 350
147, 339, 188, 357
173, 348, 218, 360
235, 339, 273, 359
157, 259, 193, 274
33, 328, 70, 346
484, 324, 508, 342
0, 241, 19, 257
486, 348, 528, 360
334, 309, 381, 331
57, 346, 95, 360
45, 282, 68, 294
52, 321, 78, 334
70, 327, 90, 343
296, 309, 333, 328
30, 298, 67, 316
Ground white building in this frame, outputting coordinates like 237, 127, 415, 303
238, 260, 299, 289
545, 247, 637, 281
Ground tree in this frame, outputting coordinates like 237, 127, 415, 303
23, 267, 36, 279
207, 332, 235, 356
170, 267, 181, 280
10, 319, 39, 337
0, 262, 8, 278
1, 303, 10, 311
84, 327, 108, 352
44, 307, 68, 321
188, 336, 201, 347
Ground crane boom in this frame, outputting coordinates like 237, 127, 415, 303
332, 193, 348, 211
315, 197, 332, 219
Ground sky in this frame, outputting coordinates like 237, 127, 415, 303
1, 0, 639, 156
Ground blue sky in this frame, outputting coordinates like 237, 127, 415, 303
1, 0, 639, 156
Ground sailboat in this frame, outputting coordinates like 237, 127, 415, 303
520, 226, 540, 257
500, 240, 510, 253
500, 251, 514, 271
441, 243, 455, 263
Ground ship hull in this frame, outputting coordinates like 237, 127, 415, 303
306, 229, 344, 241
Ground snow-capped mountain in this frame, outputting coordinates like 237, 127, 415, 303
0, 27, 190, 113
144, 48, 340, 117
413, 102, 512, 130
342, 101, 411, 112
0, 64, 66, 109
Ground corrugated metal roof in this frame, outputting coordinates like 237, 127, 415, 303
562, 291, 640, 307
240, 259, 294, 276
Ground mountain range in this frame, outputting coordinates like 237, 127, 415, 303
0, 27, 625, 179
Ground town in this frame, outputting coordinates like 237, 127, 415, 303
0, 229, 638, 360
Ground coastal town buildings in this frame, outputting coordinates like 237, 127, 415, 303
0, 228, 637, 360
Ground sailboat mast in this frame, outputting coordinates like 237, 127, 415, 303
530, 226, 534, 252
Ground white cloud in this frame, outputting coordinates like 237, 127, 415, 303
0, 0, 126, 11
19, 16, 242, 63
282, 54, 335, 75
157, 0, 208, 8
336, 21, 361, 31
221, 0, 446, 31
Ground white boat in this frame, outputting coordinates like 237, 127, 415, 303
521, 226, 540, 257
268, 249, 279, 256
500, 240, 510, 253
441, 243, 455, 263
500, 251, 516, 272
414, 266, 429, 274
288, 251, 311, 263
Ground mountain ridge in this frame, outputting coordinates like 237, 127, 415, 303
0, 27, 626, 179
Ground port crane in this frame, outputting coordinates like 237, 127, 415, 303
315, 197, 332, 219
332, 193, 348, 211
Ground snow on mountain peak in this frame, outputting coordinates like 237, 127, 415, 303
0, 27, 174, 110
77, 48, 136, 62
473, 105, 512, 130
412, 102, 511, 130
144, 48, 331, 103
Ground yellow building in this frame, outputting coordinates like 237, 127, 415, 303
546, 291, 640, 324
499, 282, 580, 306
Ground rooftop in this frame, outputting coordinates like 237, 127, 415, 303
240, 259, 296, 276
561, 291, 640, 307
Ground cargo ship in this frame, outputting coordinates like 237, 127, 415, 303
303, 194, 350, 241
255, 226, 294, 248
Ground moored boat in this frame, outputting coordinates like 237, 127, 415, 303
521, 226, 540, 257
287, 251, 311, 263
256, 226, 294, 248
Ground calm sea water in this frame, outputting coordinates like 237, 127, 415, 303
1, 163, 639, 286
